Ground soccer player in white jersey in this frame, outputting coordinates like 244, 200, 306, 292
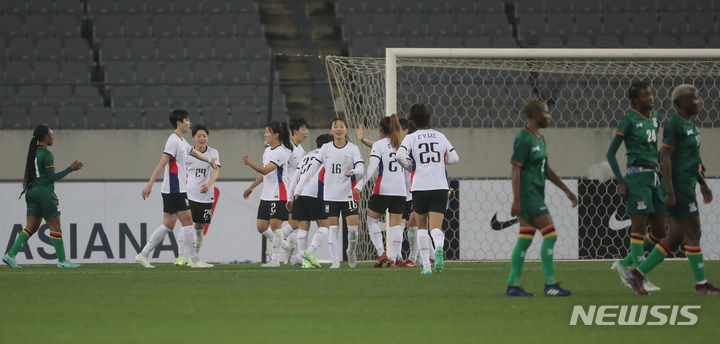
287, 134, 334, 268
353, 114, 406, 268
397, 104, 459, 275
277, 118, 309, 265
175, 124, 221, 266
136, 109, 218, 268
243, 121, 294, 267
296, 118, 365, 268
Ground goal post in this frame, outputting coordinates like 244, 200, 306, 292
326, 48, 720, 262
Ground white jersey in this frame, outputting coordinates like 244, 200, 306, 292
161, 133, 193, 194
398, 129, 458, 191
355, 138, 406, 197
186, 146, 220, 203
404, 157, 415, 201
297, 141, 364, 202
260, 145, 292, 201
287, 140, 306, 173
293, 149, 324, 199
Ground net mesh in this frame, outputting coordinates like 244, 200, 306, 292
326, 54, 720, 261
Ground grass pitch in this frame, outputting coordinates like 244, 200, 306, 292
1, 260, 718, 343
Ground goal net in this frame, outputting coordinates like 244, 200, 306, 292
326, 48, 720, 262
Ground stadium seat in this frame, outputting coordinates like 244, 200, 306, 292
187, 38, 214, 61
157, 38, 185, 60
709, 36, 720, 47
199, 85, 227, 106
207, 14, 236, 37
343, 14, 373, 37
29, 107, 57, 128
162, 62, 191, 83
463, 35, 491, 47
111, 85, 141, 108
220, 61, 248, 82
408, 36, 434, 48
74, 85, 104, 107
118, 0, 144, 15
576, 13, 603, 36
236, 15, 263, 36
350, 36, 379, 57
2, 107, 30, 130
537, 36, 564, 48
514, 0, 543, 14
400, 14, 428, 35
151, 15, 179, 37
248, 60, 271, 83
193, 61, 220, 82
25, 14, 52, 40
94, 15, 123, 39
575, 1, 601, 13
604, 13, 631, 36
86, 106, 115, 129
17, 85, 45, 106
46, 85, 73, 106
175, 0, 202, 14
8, 38, 36, 62
456, 13, 483, 35
5, 61, 33, 82
680, 35, 706, 48
146, 0, 173, 15
34, 61, 61, 82
0, 16, 23, 40
226, 85, 256, 107
55, 0, 84, 15
547, 13, 574, 38
623, 35, 650, 48
594, 36, 620, 48
169, 85, 199, 108
379, 35, 407, 49
141, 85, 169, 107
230, 105, 259, 128
202, 0, 229, 14
628, 0, 656, 13
101, 38, 129, 61
64, 38, 93, 61
229, 0, 258, 14
214, 37, 242, 61
28, 0, 54, 14
0, 0, 26, 15
114, 106, 144, 129
395, 0, 421, 13
52, 15, 81, 38
87, 0, 117, 16
201, 105, 231, 129
130, 38, 157, 61
179, 15, 207, 37
242, 37, 270, 60
484, 14, 512, 36
448, 0, 476, 14
656, 0, 684, 12
335, 0, 362, 17
659, 12, 688, 35
602, 0, 628, 13
435, 36, 463, 48
491, 36, 518, 48
144, 106, 172, 128
545, 0, 573, 13
373, 14, 400, 36
687, 13, 716, 35
427, 14, 456, 36
421, 0, 449, 14
58, 106, 86, 129
105, 61, 135, 83
632, 13, 659, 36
365, 0, 391, 14
123, 15, 152, 38
519, 14, 546, 47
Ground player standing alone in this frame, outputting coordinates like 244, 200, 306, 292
3, 125, 84, 268
396, 104, 459, 275
136, 110, 217, 268
295, 118, 364, 268
175, 124, 221, 266
625, 85, 720, 295
607, 82, 668, 292
506, 99, 576, 297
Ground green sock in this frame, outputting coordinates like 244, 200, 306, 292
637, 242, 669, 275
685, 245, 706, 283
620, 253, 634, 267
507, 228, 534, 287
7, 228, 33, 257
540, 225, 557, 285
49, 231, 66, 263
644, 233, 660, 252
630, 233, 645, 267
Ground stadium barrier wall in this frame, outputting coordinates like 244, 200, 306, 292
2, 129, 720, 182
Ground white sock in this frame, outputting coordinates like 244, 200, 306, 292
347, 225, 358, 253
409, 226, 418, 263
367, 216, 385, 255
281, 224, 294, 239
309, 227, 328, 253
418, 229, 430, 268
271, 229, 282, 261
297, 230, 309, 253
182, 225, 198, 262
328, 225, 339, 260
286, 230, 297, 246
261, 228, 274, 242
431, 228, 445, 250
141, 225, 171, 257
195, 229, 203, 254
390, 225, 403, 262
177, 227, 185, 257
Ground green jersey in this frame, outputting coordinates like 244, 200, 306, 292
511, 129, 547, 199
616, 109, 660, 166
662, 114, 701, 188
33, 148, 56, 188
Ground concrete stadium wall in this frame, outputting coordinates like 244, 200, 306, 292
1, 128, 718, 181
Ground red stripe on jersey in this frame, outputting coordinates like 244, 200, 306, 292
319, 167, 325, 182
615, 131, 625, 136
373, 176, 382, 195
169, 157, 178, 174
277, 168, 287, 201
351, 175, 359, 201
410, 171, 415, 192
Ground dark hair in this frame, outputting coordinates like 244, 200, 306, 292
267, 121, 293, 151
628, 81, 651, 108
192, 124, 209, 137
409, 103, 431, 128
316, 133, 334, 148
21, 125, 51, 198
289, 118, 309, 135
399, 118, 409, 131
331, 117, 348, 129
380, 114, 403, 149
406, 120, 417, 134
169, 109, 190, 128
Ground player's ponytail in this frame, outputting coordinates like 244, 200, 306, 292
280, 122, 293, 151
380, 114, 402, 149
20, 125, 50, 198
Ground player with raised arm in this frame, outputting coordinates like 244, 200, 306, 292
175, 125, 221, 267
625, 85, 720, 296
3, 125, 83, 269
243, 121, 294, 267
278, 118, 309, 265
136, 110, 218, 268
295, 118, 364, 269
396, 104, 459, 275
354, 114, 406, 268
607, 82, 668, 292
287, 134, 334, 268
506, 99, 577, 297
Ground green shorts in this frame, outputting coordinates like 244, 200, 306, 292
26, 185, 61, 218
671, 183, 699, 219
624, 171, 669, 216
520, 191, 549, 221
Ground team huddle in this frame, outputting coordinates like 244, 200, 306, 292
2, 83, 718, 296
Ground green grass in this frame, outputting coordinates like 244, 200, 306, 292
1, 260, 719, 343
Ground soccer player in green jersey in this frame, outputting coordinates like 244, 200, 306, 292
626, 85, 720, 295
3, 125, 83, 268
506, 99, 577, 297
607, 82, 668, 292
